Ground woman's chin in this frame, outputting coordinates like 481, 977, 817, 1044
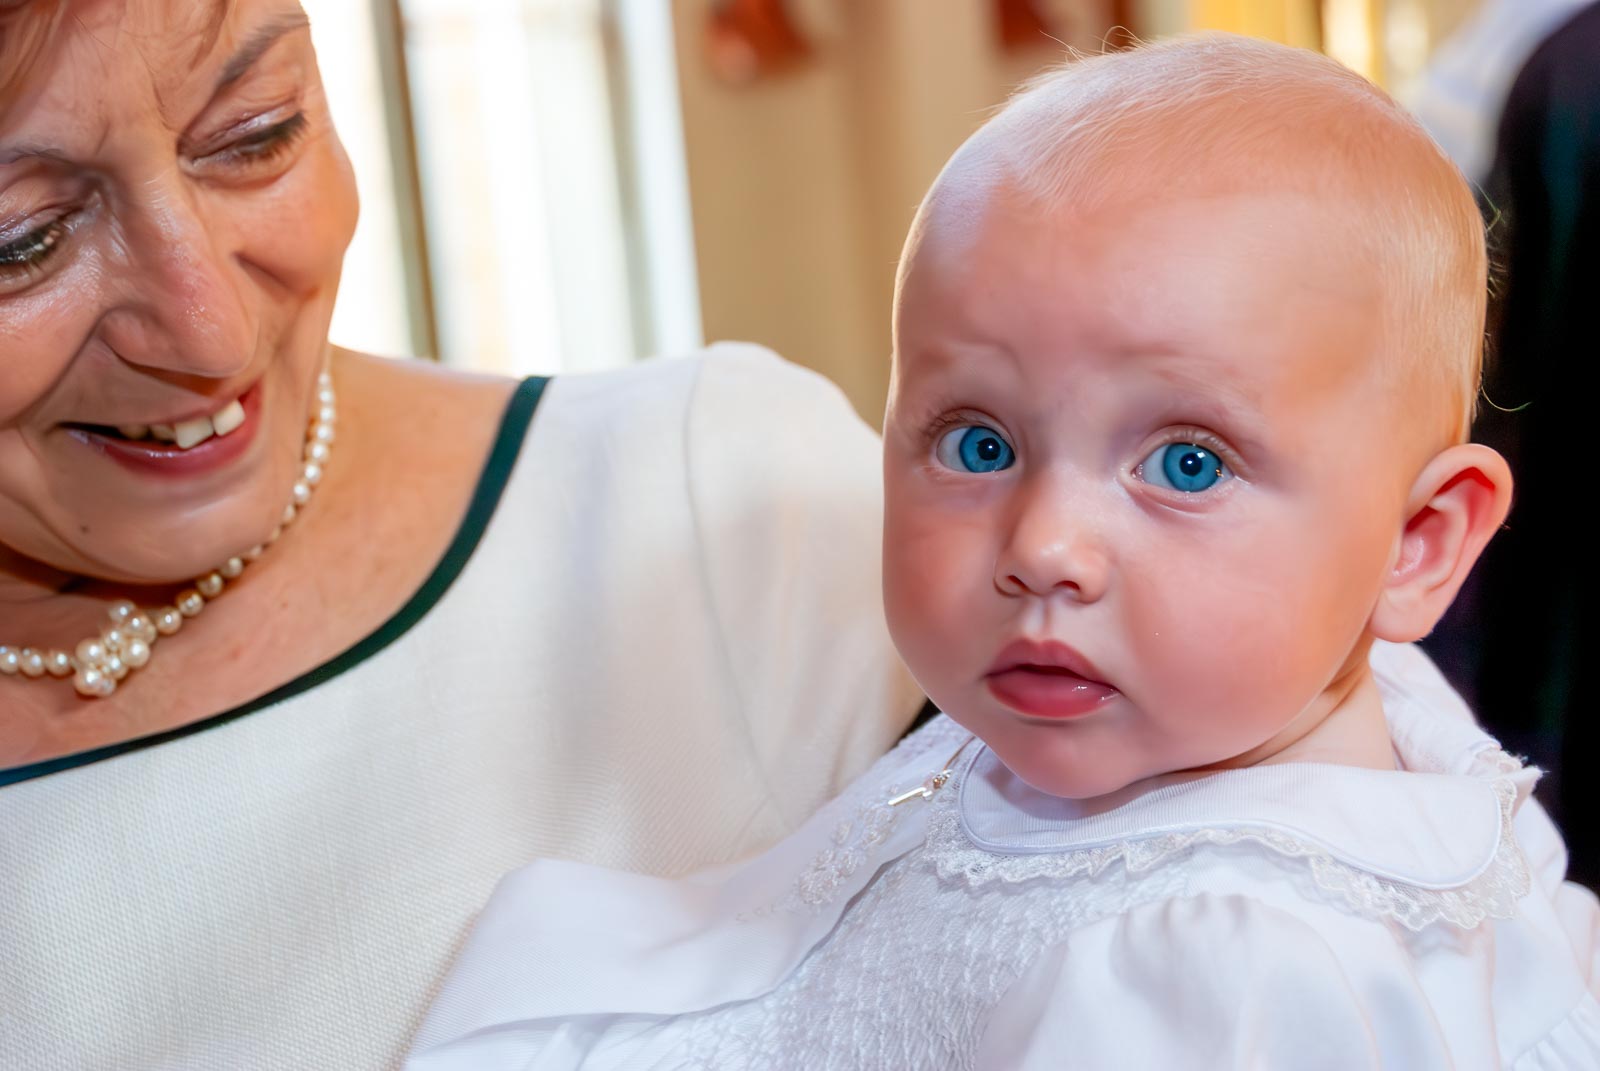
18, 505, 291, 590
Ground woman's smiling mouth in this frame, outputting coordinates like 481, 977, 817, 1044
63, 380, 265, 477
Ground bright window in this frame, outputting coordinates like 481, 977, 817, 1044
304, 0, 700, 374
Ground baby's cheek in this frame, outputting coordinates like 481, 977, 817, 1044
1124, 543, 1306, 714
883, 519, 988, 689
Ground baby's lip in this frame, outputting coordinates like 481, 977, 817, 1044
986, 638, 1112, 687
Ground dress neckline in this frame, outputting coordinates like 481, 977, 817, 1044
0, 376, 549, 789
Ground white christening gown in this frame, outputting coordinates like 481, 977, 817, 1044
407, 644, 1600, 1070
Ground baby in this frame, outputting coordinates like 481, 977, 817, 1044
408, 35, 1598, 1069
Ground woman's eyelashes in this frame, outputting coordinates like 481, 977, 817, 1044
934, 424, 1016, 473
1136, 441, 1233, 493
193, 111, 309, 175
0, 109, 310, 287
0, 214, 74, 284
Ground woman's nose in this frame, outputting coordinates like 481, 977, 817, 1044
97, 175, 256, 379
994, 480, 1111, 603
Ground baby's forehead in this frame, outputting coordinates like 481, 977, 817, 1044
909, 182, 1380, 332
897, 181, 1456, 453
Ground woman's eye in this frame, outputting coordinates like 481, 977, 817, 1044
935, 425, 1016, 474
1138, 442, 1231, 493
199, 112, 309, 170
0, 218, 70, 277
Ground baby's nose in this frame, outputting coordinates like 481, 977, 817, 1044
994, 487, 1111, 603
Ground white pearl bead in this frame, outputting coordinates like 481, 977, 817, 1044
123, 638, 151, 668
4, 372, 332, 698
74, 665, 114, 697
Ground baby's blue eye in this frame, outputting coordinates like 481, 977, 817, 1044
935, 425, 1015, 473
1140, 442, 1230, 493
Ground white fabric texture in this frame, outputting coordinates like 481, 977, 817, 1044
0, 345, 922, 1071
408, 642, 1600, 1070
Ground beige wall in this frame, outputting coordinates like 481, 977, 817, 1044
673, 0, 1115, 424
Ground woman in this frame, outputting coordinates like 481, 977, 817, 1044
0, 2, 920, 1067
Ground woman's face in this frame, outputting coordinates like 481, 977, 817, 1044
0, 0, 356, 584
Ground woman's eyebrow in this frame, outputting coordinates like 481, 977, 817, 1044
0, 143, 70, 166
214, 10, 310, 92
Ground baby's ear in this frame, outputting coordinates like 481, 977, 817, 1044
1370, 444, 1512, 643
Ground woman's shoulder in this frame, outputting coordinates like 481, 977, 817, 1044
386, 343, 916, 834
345, 339, 875, 484
531, 341, 869, 444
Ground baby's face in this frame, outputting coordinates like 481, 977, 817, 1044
884, 189, 1425, 798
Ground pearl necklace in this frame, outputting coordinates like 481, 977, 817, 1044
0, 371, 336, 699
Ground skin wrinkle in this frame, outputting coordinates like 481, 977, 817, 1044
213, 8, 305, 91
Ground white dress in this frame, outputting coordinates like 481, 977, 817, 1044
0, 345, 923, 1071
407, 642, 1600, 1070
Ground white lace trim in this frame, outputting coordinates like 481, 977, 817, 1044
749, 717, 970, 917
669, 746, 1541, 1068
927, 750, 1532, 932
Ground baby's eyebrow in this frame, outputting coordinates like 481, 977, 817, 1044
1149, 363, 1261, 406
1142, 365, 1272, 449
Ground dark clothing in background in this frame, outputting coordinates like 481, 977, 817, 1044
1425, 2, 1600, 889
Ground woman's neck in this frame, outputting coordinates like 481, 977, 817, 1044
0, 353, 518, 770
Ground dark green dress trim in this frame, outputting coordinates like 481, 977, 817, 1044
0, 376, 550, 789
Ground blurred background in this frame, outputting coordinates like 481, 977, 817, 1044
307, 0, 1535, 422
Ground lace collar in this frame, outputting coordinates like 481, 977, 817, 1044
955, 749, 1507, 888
928, 667, 1533, 930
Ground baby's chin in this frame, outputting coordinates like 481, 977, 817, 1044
945, 715, 1153, 802
993, 750, 1147, 802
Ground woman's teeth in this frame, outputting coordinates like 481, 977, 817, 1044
114, 399, 246, 449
